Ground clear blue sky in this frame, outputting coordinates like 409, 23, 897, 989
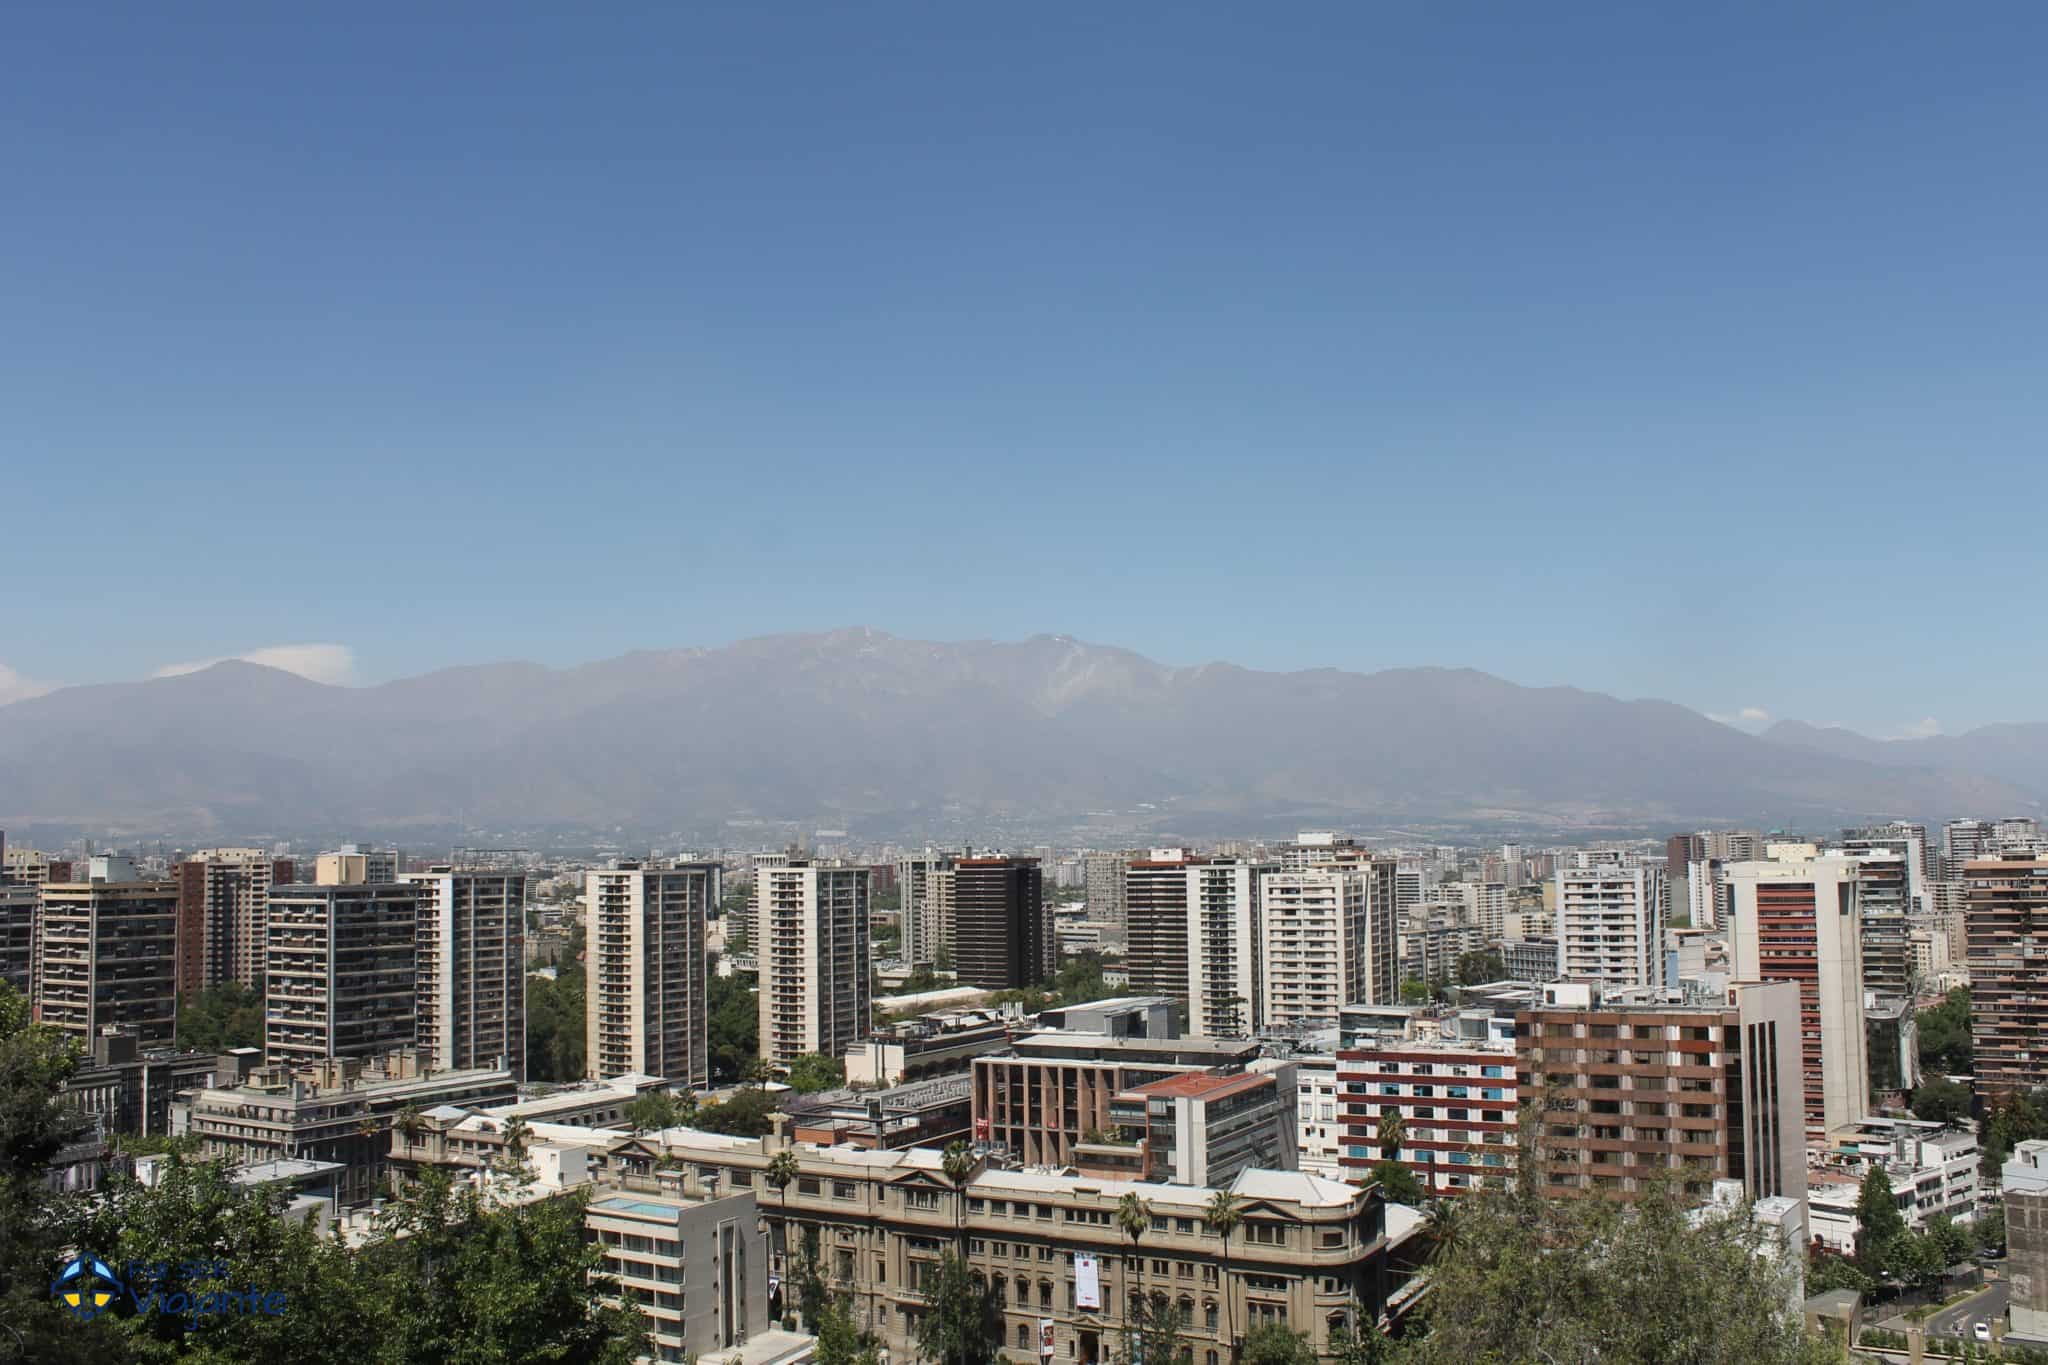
6, 5, 2045, 737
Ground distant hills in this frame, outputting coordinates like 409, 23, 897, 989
0, 629, 2039, 842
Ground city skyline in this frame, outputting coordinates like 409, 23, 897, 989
6, 7, 2048, 735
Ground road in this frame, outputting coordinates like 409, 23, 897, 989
1925, 1282, 2008, 1341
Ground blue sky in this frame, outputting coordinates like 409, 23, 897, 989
5, 5, 2045, 737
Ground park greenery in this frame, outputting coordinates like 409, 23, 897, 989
1395, 1143, 1836, 1365
1918, 987, 1974, 1075
173, 984, 265, 1054
525, 925, 587, 1081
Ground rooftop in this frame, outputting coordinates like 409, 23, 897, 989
1124, 1070, 1271, 1102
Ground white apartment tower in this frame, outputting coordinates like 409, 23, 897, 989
757, 861, 870, 1067
1186, 860, 1269, 1039
1083, 851, 1127, 940
1724, 847, 1870, 1139
1258, 867, 1397, 1029
896, 849, 957, 967
584, 862, 715, 1088
1554, 855, 1667, 988
403, 866, 528, 1081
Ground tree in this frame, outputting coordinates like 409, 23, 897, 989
361, 1167, 647, 1365
1454, 949, 1504, 986
785, 1054, 847, 1094
624, 1090, 683, 1137
1970, 1204, 2006, 1255
1376, 1110, 1406, 1161
942, 1141, 977, 1255
1984, 1086, 2048, 1176
1204, 1191, 1244, 1359
1371, 1161, 1426, 1206
1399, 979, 1433, 1005
0, 980, 123, 1365
1241, 1322, 1317, 1365
1423, 1199, 1461, 1263
1397, 1115, 1832, 1365
1911, 1076, 1973, 1127
1116, 1192, 1151, 1341
1917, 987, 1973, 1074
526, 955, 587, 1081
695, 1086, 778, 1138
1854, 1166, 1910, 1275
765, 1147, 801, 1313
912, 1252, 1001, 1365
174, 982, 264, 1053
1116, 1291, 1186, 1365
790, 1225, 829, 1333
707, 969, 760, 1084
815, 1293, 883, 1365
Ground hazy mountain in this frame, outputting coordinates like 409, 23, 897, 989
1764, 718, 2048, 799
0, 629, 2036, 840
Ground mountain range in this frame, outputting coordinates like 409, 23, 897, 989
0, 629, 2040, 842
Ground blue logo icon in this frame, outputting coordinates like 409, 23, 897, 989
52, 1254, 126, 1321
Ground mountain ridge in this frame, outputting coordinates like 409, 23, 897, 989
0, 630, 2039, 840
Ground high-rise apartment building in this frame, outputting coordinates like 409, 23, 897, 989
757, 860, 869, 1068
1337, 1033, 1518, 1197
0, 883, 34, 995
1842, 823, 1931, 911
1515, 979, 1806, 1204
897, 848, 958, 967
1, 846, 75, 888
1554, 856, 1667, 988
315, 847, 399, 886
1260, 867, 1389, 1030
1082, 851, 1126, 940
32, 858, 179, 1048
1187, 860, 1269, 1039
951, 856, 1049, 991
584, 862, 715, 1087
173, 848, 295, 998
1944, 820, 1995, 877
1275, 831, 1363, 871
1842, 849, 1912, 997
264, 882, 420, 1068
1995, 819, 2046, 855
1125, 850, 1201, 1002
1964, 856, 2048, 1106
1725, 848, 1870, 1139
403, 866, 527, 1080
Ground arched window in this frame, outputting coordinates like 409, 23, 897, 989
1019, 1324, 1031, 1349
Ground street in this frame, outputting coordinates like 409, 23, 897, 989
1923, 1282, 2009, 1341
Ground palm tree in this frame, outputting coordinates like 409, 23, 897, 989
1376, 1109, 1405, 1162
1424, 1199, 1460, 1264
765, 1146, 801, 1319
1204, 1190, 1244, 1362
1116, 1192, 1151, 1349
942, 1140, 977, 1255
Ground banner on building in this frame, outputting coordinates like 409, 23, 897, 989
1075, 1254, 1100, 1310
1040, 1319, 1055, 1357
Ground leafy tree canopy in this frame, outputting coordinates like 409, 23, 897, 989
175, 983, 263, 1054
